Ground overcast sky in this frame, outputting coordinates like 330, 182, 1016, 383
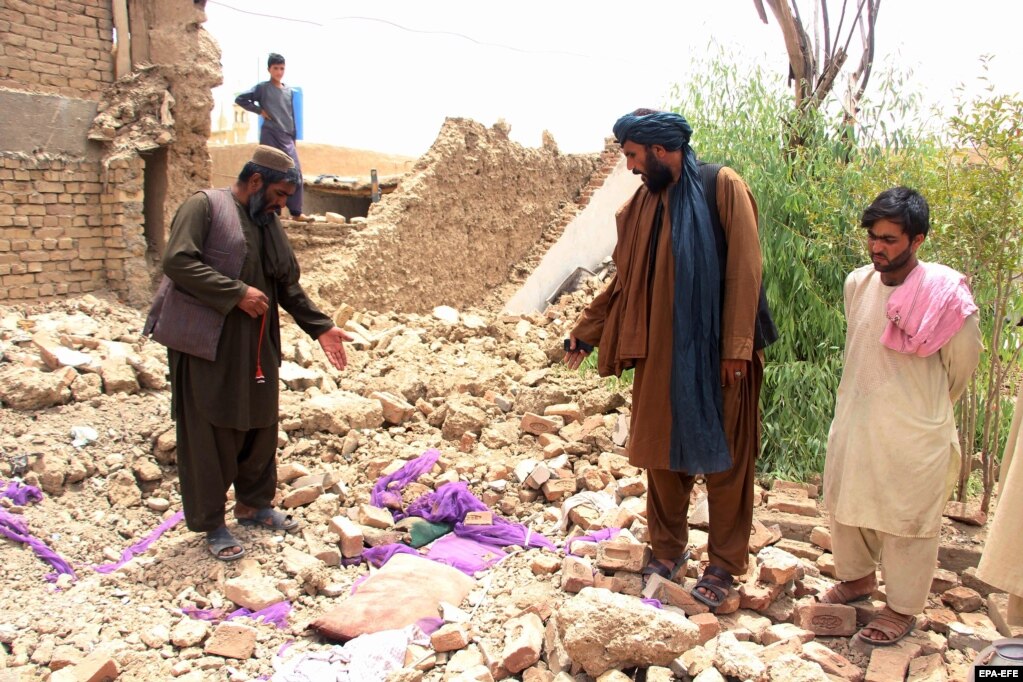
204, 1, 1023, 157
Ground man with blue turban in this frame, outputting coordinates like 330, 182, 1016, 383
566, 109, 775, 609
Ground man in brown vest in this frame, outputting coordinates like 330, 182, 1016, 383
145, 145, 350, 560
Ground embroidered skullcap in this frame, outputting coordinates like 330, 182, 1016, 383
250, 145, 295, 172
612, 110, 693, 151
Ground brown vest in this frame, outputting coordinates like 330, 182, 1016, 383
143, 188, 247, 361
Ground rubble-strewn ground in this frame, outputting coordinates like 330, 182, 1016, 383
0, 283, 1016, 682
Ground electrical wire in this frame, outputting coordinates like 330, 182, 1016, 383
205, 0, 596, 60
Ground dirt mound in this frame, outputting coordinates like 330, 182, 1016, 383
297, 118, 602, 315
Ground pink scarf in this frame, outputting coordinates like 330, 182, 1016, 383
881, 262, 978, 357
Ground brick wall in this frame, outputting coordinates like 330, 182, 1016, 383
0, 1, 155, 304
0, 0, 115, 99
0, 152, 142, 301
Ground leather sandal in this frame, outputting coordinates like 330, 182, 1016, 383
206, 525, 245, 561
818, 578, 875, 604
856, 609, 916, 645
691, 565, 733, 610
642, 550, 691, 582
235, 507, 299, 532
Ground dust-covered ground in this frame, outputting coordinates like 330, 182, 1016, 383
0, 285, 1011, 682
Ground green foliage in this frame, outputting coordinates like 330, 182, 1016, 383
663, 52, 1023, 484
579, 349, 634, 389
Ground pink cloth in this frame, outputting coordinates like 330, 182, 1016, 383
880, 262, 978, 357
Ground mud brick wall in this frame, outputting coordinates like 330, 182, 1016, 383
0, 0, 115, 98
0, 153, 143, 301
0, 1, 216, 305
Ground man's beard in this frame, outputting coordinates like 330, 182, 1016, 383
248, 189, 276, 227
872, 243, 915, 273
643, 154, 675, 193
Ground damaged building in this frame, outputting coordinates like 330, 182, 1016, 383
1, 0, 220, 307
0, 0, 630, 316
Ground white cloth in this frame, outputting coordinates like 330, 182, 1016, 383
824, 265, 982, 538
272, 625, 428, 682
977, 378, 1023, 623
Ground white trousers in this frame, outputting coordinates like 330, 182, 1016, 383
830, 520, 940, 615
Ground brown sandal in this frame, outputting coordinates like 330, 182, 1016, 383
856, 609, 916, 645
818, 577, 875, 604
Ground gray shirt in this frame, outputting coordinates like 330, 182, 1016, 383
235, 81, 296, 138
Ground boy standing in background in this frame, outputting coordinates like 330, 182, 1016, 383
235, 53, 306, 221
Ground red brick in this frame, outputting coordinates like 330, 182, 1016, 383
431, 623, 470, 652
793, 601, 858, 636
801, 641, 864, 682
643, 574, 711, 616
689, 612, 720, 644
942, 501, 986, 526
941, 586, 983, 612
560, 556, 594, 593
865, 647, 913, 682
906, 653, 948, 682
738, 581, 784, 611
520, 412, 560, 435
500, 613, 543, 673
204, 621, 257, 659
595, 541, 650, 573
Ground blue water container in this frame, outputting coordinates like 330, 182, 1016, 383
292, 86, 303, 140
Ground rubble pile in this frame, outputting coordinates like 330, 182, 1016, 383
88, 66, 177, 155
0, 284, 1016, 682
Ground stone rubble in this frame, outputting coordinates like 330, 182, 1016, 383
0, 288, 1008, 681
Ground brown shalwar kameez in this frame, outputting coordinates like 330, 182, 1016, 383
163, 193, 333, 532
573, 167, 763, 576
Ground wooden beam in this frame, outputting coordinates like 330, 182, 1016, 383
127, 0, 151, 67
112, 0, 131, 78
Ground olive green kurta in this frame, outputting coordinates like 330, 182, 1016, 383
163, 192, 333, 531
573, 167, 763, 469
164, 192, 333, 430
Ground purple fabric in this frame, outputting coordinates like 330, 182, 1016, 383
93, 510, 184, 574
370, 449, 441, 515
454, 516, 556, 551
405, 481, 487, 525
228, 601, 291, 629
0, 509, 77, 579
642, 598, 663, 609
183, 601, 291, 629
415, 617, 444, 635
181, 606, 222, 621
277, 640, 295, 657
1, 480, 42, 505
0, 481, 76, 580
566, 527, 622, 556
362, 543, 419, 569
425, 534, 506, 575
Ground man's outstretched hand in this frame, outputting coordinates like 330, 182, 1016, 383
318, 327, 353, 371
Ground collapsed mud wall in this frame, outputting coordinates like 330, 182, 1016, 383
300, 118, 601, 314
88, 1, 221, 298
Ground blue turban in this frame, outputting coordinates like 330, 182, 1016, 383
613, 110, 729, 475
612, 111, 693, 151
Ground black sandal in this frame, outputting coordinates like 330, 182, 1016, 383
642, 550, 691, 582
691, 565, 732, 610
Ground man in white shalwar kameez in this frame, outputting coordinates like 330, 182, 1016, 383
977, 375, 1023, 629
821, 187, 982, 645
